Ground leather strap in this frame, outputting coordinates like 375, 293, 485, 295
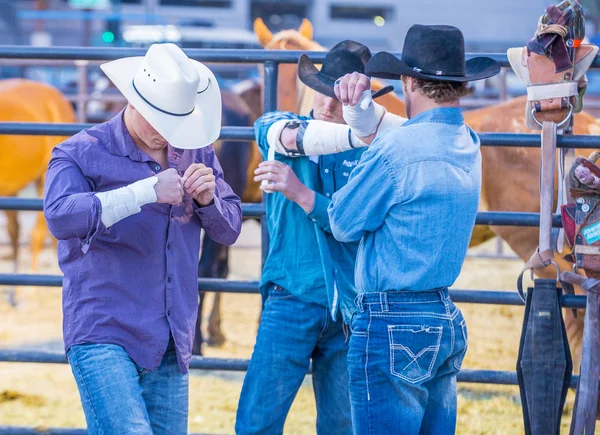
561, 272, 600, 435
518, 122, 558, 299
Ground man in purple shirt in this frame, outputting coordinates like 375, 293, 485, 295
43, 43, 241, 434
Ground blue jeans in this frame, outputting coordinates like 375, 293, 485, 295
67, 337, 189, 434
348, 289, 467, 435
236, 285, 352, 435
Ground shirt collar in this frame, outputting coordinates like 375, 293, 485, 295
107, 109, 184, 164
403, 107, 464, 127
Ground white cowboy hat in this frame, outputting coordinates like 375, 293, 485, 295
100, 43, 221, 150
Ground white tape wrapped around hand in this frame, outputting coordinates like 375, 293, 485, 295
342, 90, 385, 138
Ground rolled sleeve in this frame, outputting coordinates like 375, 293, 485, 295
43, 147, 107, 252
307, 192, 332, 233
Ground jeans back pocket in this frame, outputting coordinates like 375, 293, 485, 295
388, 324, 443, 384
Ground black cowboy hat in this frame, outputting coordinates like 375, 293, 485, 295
366, 24, 500, 82
298, 40, 394, 100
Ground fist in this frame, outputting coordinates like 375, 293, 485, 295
334, 72, 371, 106
154, 168, 184, 205
183, 163, 216, 206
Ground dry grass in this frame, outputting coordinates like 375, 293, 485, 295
0, 217, 588, 433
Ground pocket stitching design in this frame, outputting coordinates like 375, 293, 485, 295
388, 324, 442, 384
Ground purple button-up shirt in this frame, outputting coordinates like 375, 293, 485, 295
43, 111, 242, 373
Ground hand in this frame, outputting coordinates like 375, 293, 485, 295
154, 168, 183, 205
334, 72, 371, 106
254, 161, 315, 211
183, 163, 216, 206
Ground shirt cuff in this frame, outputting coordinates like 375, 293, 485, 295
307, 193, 332, 231
193, 196, 224, 222
81, 194, 107, 254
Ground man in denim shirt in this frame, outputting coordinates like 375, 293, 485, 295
328, 25, 501, 433
235, 41, 401, 434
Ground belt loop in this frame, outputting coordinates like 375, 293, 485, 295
380, 292, 389, 312
355, 293, 365, 313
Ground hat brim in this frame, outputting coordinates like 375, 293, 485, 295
365, 51, 501, 82
297, 54, 393, 101
100, 57, 221, 150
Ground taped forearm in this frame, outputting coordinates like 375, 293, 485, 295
342, 90, 406, 138
95, 176, 158, 228
266, 119, 367, 157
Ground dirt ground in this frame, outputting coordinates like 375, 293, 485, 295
0, 211, 583, 434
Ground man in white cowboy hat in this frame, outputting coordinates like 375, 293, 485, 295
43, 43, 241, 434
326, 25, 501, 433
236, 40, 404, 434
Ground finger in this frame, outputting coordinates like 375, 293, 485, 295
352, 75, 371, 105
187, 174, 215, 193
334, 78, 342, 101
193, 183, 215, 198
347, 72, 360, 104
254, 172, 282, 183
184, 167, 212, 189
257, 160, 284, 169
183, 163, 207, 183
259, 182, 280, 192
338, 73, 353, 105
254, 163, 284, 175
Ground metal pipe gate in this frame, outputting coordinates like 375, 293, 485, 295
0, 46, 597, 434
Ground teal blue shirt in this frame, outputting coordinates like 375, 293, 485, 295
328, 108, 482, 293
255, 111, 364, 322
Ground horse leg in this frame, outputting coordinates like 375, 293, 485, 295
196, 233, 228, 352
4, 210, 19, 307
206, 245, 229, 347
30, 177, 48, 271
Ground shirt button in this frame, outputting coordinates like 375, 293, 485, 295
311, 218, 316, 222
167, 243, 172, 250
155, 165, 161, 171
167, 310, 171, 316
325, 193, 330, 197
168, 277, 172, 283
324, 169, 330, 173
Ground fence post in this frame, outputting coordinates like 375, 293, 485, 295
261, 61, 278, 266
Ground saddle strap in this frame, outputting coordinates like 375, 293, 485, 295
561, 271, 600, 435
518, 122, 559, 299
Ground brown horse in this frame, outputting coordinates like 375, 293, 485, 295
0, 79, 76, 305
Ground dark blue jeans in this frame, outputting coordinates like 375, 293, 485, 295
348, 289, 467, 435
236, 285, 352, 434
67, 337, 188, 434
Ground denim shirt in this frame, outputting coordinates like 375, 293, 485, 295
254, 111, 364, 322
328, 108, 481, 293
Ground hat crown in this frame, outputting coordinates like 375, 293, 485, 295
133, 43, 209, 116
401, 25, 466, 77
320, 40, 372, 79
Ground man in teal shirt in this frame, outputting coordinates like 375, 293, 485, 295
235, 41, 397, 434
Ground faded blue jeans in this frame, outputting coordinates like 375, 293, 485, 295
348, 289, 467, 435
67, 336, 189, 434
236, 285, 352, 434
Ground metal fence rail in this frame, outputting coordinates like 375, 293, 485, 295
0, 47, 598, 434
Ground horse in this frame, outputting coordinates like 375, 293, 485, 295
0, 78, 76, 305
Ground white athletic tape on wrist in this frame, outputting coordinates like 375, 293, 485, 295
95, 176, 158, 228
342, 90, 385, 137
